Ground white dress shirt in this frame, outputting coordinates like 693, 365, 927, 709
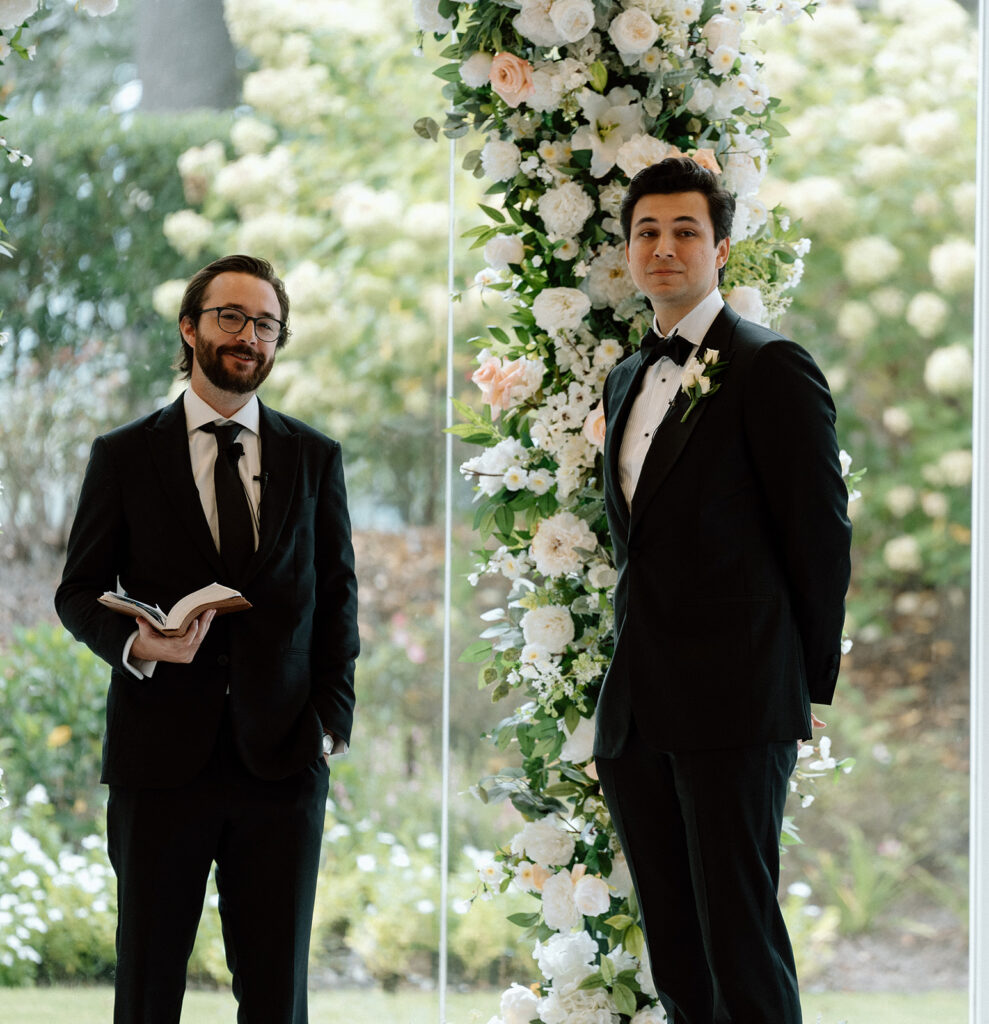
122, 390, 262, 679
618, 287, 725, 507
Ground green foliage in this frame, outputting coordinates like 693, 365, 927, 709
0, 108, 231, 556
0, 624, 107, 839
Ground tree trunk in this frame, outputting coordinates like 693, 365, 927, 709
136, 0, 238, 111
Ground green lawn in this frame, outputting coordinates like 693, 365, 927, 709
0, 986, 968, 1023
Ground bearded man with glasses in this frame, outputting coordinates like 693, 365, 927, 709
56, 254, 359, 1024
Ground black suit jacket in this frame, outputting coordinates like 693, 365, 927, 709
595, 305, 851, 758
55, 393, 359, 787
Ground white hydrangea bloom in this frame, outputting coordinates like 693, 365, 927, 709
923, 343, 973, 396
842, 236, 902, 286
905, 292, 949, 340
481, 139, 523, 182
929, 238, 977, 294
538, 180, 596, 238
883, 535, 922, 573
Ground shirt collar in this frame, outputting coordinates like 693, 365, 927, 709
652, 287, 725, 348
184, 388, 260, 436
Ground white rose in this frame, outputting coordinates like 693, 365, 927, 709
484, 233, 526, 270
538, 180, 595, 238
560, 715, 596, 764
510, 817, 577, 866
0, 0, 39, 28
884, 535, 921, 574
924, 344, 972, 396
530, 508, 597, 577
500, 983, 540, 1024
573, 873, 610, 917
542, 869, 581, 931
532, 287, 592, 334
609, 8, 660, 56
514, 0, 565, 47
412, 0, 454, 33
534, 930, 598, 987
702, 14, 742, 51
905, 292, 949, 340
686, 79, 716, 116
550, 0, 594, 42
583, 243, 637, 309
461, 51, 494, 88
724, 286, 768, 326
615, 133, 673, 179
481, 139, 522, 182
538, 985, 618, 1024
522, 605, 575, 653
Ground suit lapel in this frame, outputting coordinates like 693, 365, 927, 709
604, 353, 650, 529
147, 394, 227, 577
628, 305, 740, 535
247, 401, 301, 584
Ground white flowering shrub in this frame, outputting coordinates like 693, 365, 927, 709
755, 0, 977, 597
417, 1, 850, 1018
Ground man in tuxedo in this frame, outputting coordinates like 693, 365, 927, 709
594, 159, 852, 1023
55, 254, 359, 1024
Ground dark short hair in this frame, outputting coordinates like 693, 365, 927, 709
620, 158, 736, 283
173, 254, 291, 379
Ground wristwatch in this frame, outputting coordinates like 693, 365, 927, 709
321, 731, 334, 756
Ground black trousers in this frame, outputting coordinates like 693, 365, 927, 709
106, 706, 329, 1024
597, 726, 800, 1024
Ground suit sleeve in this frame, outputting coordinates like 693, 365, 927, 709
54, 435, 138, 671
742, 339, 852, 704
310, 440, 360, 745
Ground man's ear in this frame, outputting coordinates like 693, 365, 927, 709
179, 315, 196, 349
716, 236, 730, 269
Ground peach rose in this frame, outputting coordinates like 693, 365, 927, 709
489, 51, 535, 108
582, 402, 606, 448
691, 148, 722, 174
472, 356, 527, 420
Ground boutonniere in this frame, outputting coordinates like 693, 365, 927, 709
680, 349, 728, 423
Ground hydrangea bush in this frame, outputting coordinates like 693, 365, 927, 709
415, 0, 854, 1019
753, 0, 976, 610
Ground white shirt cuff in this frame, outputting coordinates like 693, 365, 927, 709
123, 630, 157, 679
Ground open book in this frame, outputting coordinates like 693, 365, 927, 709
98, 582, 251, 637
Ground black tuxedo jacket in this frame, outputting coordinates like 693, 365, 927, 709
595, 305, 851, 758
55, 393, 359, 787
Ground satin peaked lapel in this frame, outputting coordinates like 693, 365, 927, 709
628, 305, 741, 536
247, 402, 301, 584
604, 354, 650, 529
146, 395, 226, 577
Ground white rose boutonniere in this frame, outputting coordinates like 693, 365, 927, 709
680, 348, 728, 423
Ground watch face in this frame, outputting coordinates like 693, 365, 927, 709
322, 733, 333, 754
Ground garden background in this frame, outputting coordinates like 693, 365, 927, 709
0, 0, 976, 1021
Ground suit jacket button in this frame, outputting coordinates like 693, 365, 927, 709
217, 654, 230, 667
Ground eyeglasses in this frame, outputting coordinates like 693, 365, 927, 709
199, 306, 285, 344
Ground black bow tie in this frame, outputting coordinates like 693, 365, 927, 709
639, 328, 692, 367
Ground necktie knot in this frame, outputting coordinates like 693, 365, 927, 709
639, 328, 692, 367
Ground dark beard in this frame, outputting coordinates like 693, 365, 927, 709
194, 330, 274, 394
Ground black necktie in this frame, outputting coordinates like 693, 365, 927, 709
639, 328, 692, 367
200, 422, 254, 583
